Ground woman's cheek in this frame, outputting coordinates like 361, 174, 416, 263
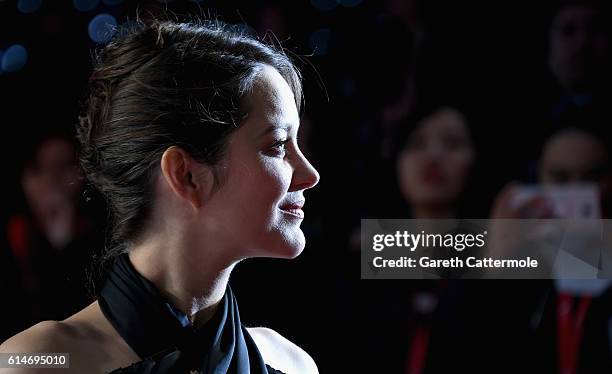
261, 158, 293, 193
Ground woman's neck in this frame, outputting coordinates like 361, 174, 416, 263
128, 237, 237, 328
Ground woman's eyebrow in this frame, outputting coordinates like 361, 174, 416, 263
259, 123, 292, 137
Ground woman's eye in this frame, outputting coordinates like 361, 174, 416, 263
269, 139, 289, 156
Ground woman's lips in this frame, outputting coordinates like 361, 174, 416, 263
279, 202, 305, 218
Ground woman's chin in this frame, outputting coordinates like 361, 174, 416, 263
284, 244, 305, 259
269, 241, 305, 259
246, 229, 306, 259
269, 233, 306, 259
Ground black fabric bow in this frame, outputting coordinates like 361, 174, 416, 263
97, 253, 272, 374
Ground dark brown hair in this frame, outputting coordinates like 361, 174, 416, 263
77, 18, 302, 262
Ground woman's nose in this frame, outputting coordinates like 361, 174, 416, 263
290, 152, 320, 191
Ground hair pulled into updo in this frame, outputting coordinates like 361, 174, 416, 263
76, 18, 302, 266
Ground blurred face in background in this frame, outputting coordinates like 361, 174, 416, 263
21, 137, 83, 231
539, 128, 612, 215
549, 4, 609, 90
397, 107, 475, 212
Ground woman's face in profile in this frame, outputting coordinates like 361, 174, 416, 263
396, 107, 475, 210
203, 65, 320, 259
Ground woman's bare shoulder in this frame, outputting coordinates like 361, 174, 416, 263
0, 320, 87, 373
0, 302, 139, 373
1, 303, 102, 350
247, 327, 318, 374
0, 320, 74, 353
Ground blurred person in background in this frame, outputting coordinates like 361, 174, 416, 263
353, 102, 485, 374
507, 0, 612, 179
427, 126, 612, 373
1, 131, 101, 340
493, 126, 611, 220
395, 103, 485, 374
535, 126, 612, 374
547, 0, 611, 120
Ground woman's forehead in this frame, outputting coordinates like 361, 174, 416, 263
246, 66, 299, 129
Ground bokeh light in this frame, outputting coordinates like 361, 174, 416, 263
1, 44, 28, 73
17, 0, 43, 14
88, 13, 117, 44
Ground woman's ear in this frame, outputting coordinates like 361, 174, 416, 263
160, 146, 214, 210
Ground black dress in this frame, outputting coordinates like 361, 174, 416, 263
98, 253, 286, 373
